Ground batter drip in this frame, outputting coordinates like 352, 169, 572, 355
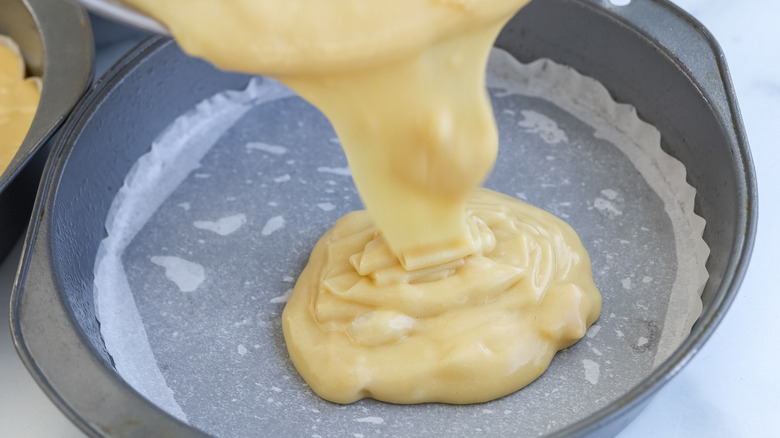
123, 0, 603, 404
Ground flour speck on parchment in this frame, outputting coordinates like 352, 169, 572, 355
150, 256, 205, 292
246, 141, 288, 155
582, 359, 601, 385
193, 213, 247, 236
261, 215, 286, 236
517, 110, 569, 144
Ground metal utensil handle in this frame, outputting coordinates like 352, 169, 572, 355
71, 0, 169, 35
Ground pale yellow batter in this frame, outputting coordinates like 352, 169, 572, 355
0, 35, 41, 176
286, 189, 600, 403
124, 0, 602, 404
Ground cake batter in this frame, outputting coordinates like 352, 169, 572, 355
122, 0, 602, 404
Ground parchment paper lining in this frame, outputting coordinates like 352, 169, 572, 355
93, 50, 709, 437
487, 51, 708, 365
93, 81, 295, 422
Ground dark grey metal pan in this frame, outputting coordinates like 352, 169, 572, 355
0, 0, 93, 262
11, 0, 756, 436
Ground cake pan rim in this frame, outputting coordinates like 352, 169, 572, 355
0, 0, 94, 262
544, 0, 757, 435
10, 0, 757, 436
0, 0, 94, 192
10, 36, 211, 438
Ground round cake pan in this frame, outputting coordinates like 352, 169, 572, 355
11, 0, 755, 436
0, 0, 93, 262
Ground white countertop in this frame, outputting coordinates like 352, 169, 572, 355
2, 0, 778, 436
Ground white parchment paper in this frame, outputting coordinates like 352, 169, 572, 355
487, 51, 708, 365
93, 50, 708, 437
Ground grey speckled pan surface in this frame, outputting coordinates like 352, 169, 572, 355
10, 0, 755, 437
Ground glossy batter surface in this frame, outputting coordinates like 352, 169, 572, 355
284, 189, 601, 403
123, 0, 603, 404
0, 36, 40, 175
